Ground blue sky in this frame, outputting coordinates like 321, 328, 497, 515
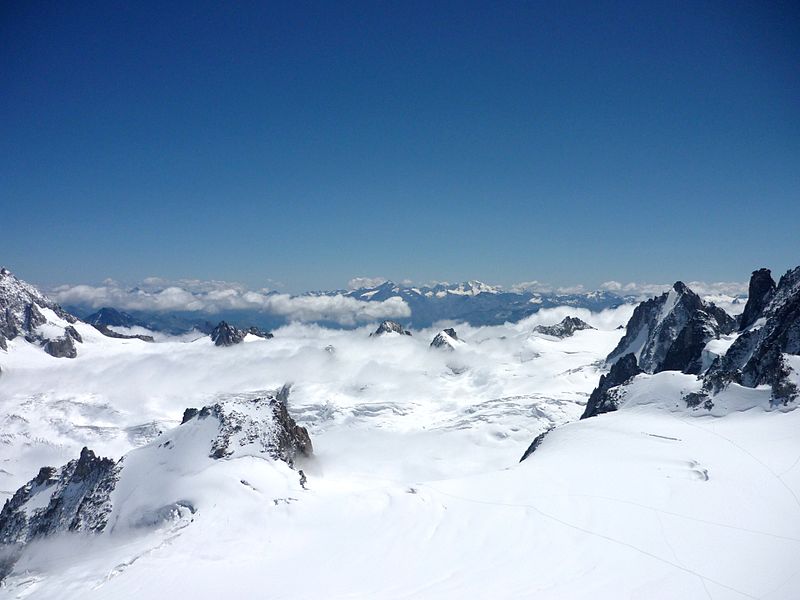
1, 1, 798, 292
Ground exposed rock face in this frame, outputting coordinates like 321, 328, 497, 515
43, 332, 78, 358
430, 328, 460, 349
533, 316, 595, 338
0, 267, 81, 356
0, 448, 118, 549
246, 326, 274, 339
209, 321, 273, 346
0, 387, 311, 579
581, 353, 642, 419
607, 282, 735, 375
370, 320, 411, 337
210, 321, 247, 346
705, 266, 800, 403
182, 390, 313, 466
739, 269, 776, 331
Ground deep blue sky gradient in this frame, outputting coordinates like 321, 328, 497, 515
2, 1, 798, 291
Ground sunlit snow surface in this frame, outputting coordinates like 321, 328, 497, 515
1, 304, 800, 599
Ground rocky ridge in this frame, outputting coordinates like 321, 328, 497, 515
533, 316, 595, 338
210, 321, 274, 346
607, 281, 735, 375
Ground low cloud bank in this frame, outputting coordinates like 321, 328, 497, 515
599, 280, 747, 298
51, 280, 410, 326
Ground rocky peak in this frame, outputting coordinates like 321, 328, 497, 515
210, 321, 247, 346
209, 321, 273, 346
533, 316, 595, 338
370, 320, 412, 337
705, 265, 800, 404
430, 328, 461, 349
0, 446, 119, 550
0, 267, 81, 355
607, 282, 735, 375
739, 268, 776, 331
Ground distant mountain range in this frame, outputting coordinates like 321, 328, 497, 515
65, 280, 643, 332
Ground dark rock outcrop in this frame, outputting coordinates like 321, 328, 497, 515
581, 353, 642, 419
210, 321, 247, 346
705, 266, 800, 404
42, 331, 78, 358
370, 320, 412, 337
533, 316, 595, 338
246, 326, 274, 339
209, 321, 272, 346
607, 282, 735, 374
739, 269, 776, 331
519, 427, 555, 462
0, 447, 118, 548
430, 328, 460, 349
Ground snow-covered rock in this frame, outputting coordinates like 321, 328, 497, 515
0, 388, 311, 580
430, 328, 462, 349
0, 267, 82, 356
705, 265, 800, 403
209, 321, 273, 346
607, 281, 735, 375
370, 320, 411, 337
209, 321, 247, 346
533, 316, 595, 338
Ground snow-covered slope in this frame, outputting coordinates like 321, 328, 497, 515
1, 267, 799, 599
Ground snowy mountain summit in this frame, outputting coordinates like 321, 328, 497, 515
370, 320, 412, 337
430, 328, 462, 349
0, 388, 311, 579
0, 267, 82, 357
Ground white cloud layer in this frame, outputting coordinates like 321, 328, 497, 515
599, 280, 748, 298
51, 280, 410, 325
347, 276, 388, 290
